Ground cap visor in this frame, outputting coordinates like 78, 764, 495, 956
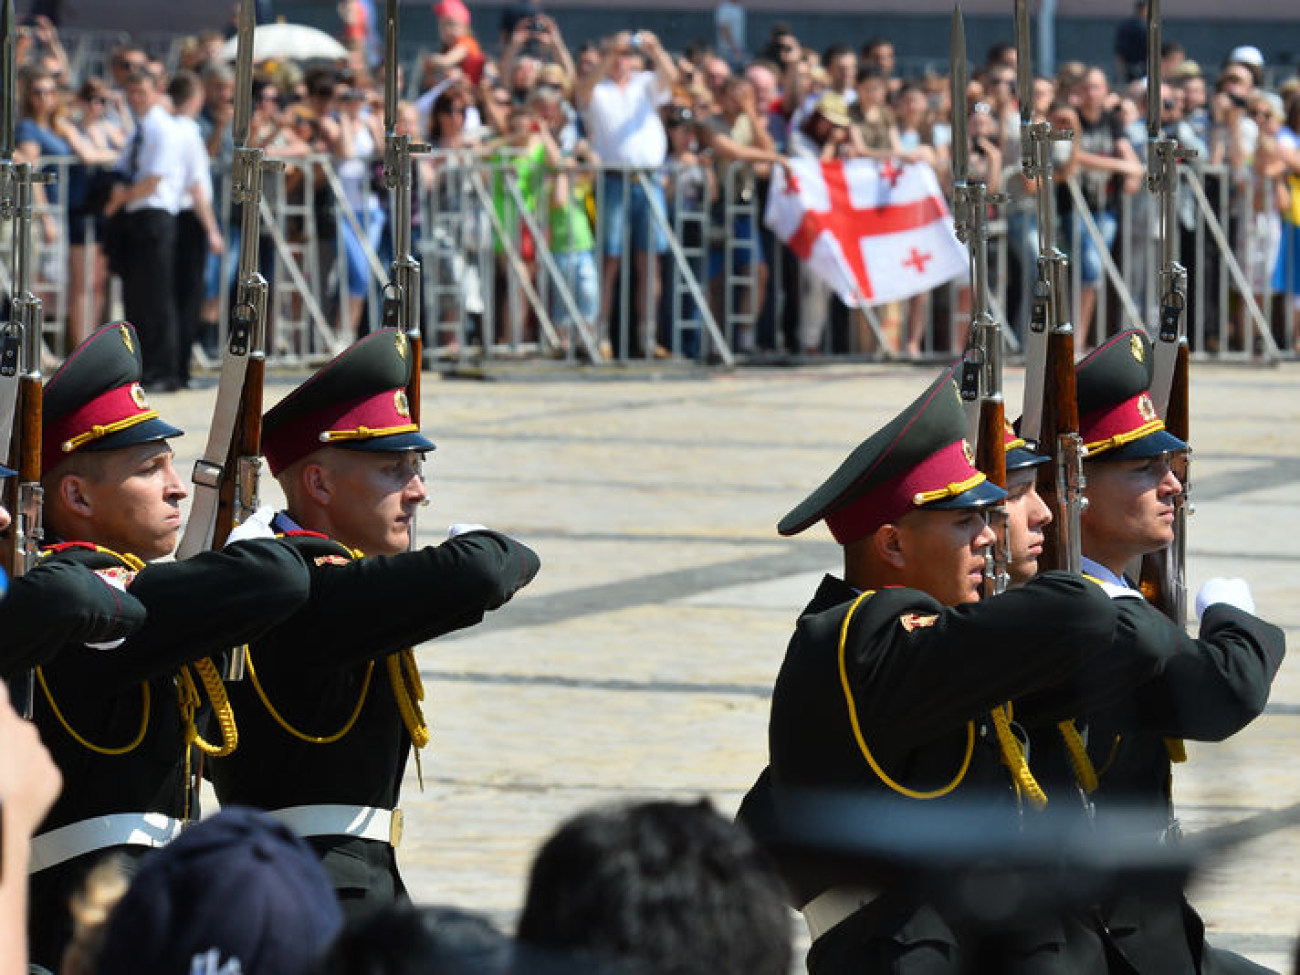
335, 431, 436, 454
1005, 446, 1051, 472
0, 464, 16, 477
1092, 428, 1187, 462
80, 417, 185, 452
922, 478, 1007, 510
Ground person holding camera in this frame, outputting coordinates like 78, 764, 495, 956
574, 30, 680, 361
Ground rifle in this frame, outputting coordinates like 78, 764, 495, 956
380, 0, 429, 455
950, 6, 1009, 597
1, 0, 53, 717
1014, 0, 1085, 576
175, 0, 282, 682
1137, 0, 1193, 625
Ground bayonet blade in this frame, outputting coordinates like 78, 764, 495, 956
384, 0, 399, 134
1147, 0, 1161, 142
232, 0, 255, 149
1015, 0, 1032, 127
950, 6, 968, 185
2, 0, 15, 159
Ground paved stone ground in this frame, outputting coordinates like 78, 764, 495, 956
171, 358, 1299, 971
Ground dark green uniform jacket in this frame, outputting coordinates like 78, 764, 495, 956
26, 538, 312, 971
210, 520, 541, 917
1032, 592, 1286, 975
0, 560, 147, 676
740, 570, 1175, 975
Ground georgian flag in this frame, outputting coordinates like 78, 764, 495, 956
766, 157, 966, 307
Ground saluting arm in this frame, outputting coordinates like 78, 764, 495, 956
71, 539, 311, 689
0, 561, 147, 676
280, 531, 541, 668
845, 573, 1118, 745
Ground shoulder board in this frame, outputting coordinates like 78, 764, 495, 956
277, 530, 361, 562
40, 541, 143, 571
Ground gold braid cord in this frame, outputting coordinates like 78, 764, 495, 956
387, 649, 430, 749
991, 704, 1048, 810
247, 648, 376, 745
1057, 720, 1099, 793
35, 547, 151, 756
180, 660, 238, 757
36, 667, 150, 755
837, 591, 975, 800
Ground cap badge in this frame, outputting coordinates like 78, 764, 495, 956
1130, 333, 1145, 362
129, 383, 149, 409
119, 324, 134, 354
962, 439, 976, 467
1137, 392, 1158, 422
394, 390, 411, 418
395, 332, 408, 360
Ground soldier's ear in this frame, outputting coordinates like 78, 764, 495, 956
875, 523, 907, 570
50, 472, 95, 521
302, 462, 332, 507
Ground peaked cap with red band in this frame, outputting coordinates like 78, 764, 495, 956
42, 322, 184, 475
778, 366, 1006, 545
1076, 328, 1187, 462
1003, 419, 1049, 473
262, 329, 434, 476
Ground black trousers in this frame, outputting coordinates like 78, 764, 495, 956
174, 210, 208, 383
119, 207, 179, 387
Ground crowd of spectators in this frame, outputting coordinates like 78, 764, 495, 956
8, 4, 1300, 371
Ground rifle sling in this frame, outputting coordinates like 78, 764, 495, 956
0, 363, 17, 459
175, 345, 252, 559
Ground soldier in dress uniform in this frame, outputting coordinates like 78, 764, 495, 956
0, 467, 147, 674
210, 328, 541, 918
26, 322, 313, 971
1000, 425, 1053, 588
1027, 328, 1286, 975
737, 365, 1174, 975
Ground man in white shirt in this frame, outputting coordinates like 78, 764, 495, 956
574, 31, 678, 360
105, 69, 187, 390
168, 70, 224, 389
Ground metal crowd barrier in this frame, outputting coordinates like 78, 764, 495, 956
9, 151, 1296, 372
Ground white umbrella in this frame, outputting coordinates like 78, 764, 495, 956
219, 23, 350, 63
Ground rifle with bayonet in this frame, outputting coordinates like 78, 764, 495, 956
175, 0, 282, 687
380, 0, 429, 453
1137, 0, 1193, 625
950, 6, 1010, 597
1, 0, 53, 717
1015, 0, 1085, 576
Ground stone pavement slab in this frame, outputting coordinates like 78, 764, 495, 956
167, 359, 1299, 970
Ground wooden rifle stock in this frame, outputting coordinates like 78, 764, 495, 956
977, 398, 1006, 491
1036, 327, 1083, 574
211, 355, 264, 550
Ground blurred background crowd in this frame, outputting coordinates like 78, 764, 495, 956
6, 0, 1300, 369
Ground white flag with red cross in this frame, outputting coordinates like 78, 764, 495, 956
765, 157, 966, 308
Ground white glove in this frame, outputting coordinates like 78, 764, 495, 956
225, 505, 278, 545
447, 523, 489, 538
1195, 577, 1255, 619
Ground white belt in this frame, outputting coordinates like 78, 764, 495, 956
269, 804, 403, 848
30, 812, 184, 874
802, 885, 879, 941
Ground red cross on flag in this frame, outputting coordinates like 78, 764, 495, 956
765, 157, 966, 308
